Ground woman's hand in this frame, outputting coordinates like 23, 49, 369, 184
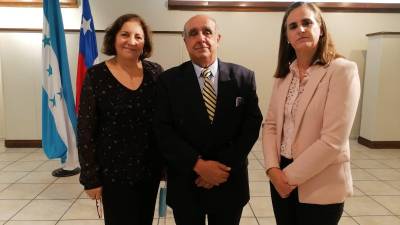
85, 186, 102, 200
267, 168, 295, 198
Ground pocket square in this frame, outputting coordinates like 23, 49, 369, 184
235, 97, 244, 107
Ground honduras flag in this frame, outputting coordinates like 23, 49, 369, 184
76, 0, 98, 113
42, 0, 77, 165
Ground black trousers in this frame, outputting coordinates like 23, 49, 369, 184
102, 179, 160, 225
173, 204, 243, 225
270, 156, 344, 225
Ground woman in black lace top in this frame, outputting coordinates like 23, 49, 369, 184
77, 14, 163, 225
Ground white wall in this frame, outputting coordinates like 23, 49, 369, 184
1, 0, 400, 140
0, 53, 4, 140
360, 34, 400, 141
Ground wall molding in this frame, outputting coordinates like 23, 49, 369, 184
0, 28, 182, 34
168, 1, 400, 12
5, 140, 42, 148
358, 136, 400, 149
0, 0, 78, 8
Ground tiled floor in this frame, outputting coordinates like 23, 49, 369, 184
0, 140, 399, 225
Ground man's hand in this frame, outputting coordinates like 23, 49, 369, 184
193, 158, 231, 186
85, 186, 102, 200
195, 176, 214, 189
267, 168, 295, 198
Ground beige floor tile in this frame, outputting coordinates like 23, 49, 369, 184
354, 181, 400, 195
344, 196, 391, 216
351, 163, 359, 169
33, 160, 60, 172
350, 151, 371, 160
249, 170, 268, 182
351, 169, 378, 180
247, 152, 256, 160
239, 217, 258, 225
2, 148, 38, 153
257, 217, 276, 225
339, 217, 359, 225
253, 151, 264, 160
0, 172, 28, 183
352, 186, 366, 196
362, 150, 399, 160
0, 200, 29, 220
0, 162, 12, 170
242, 204, 254, 217
248, 160, 264, 170
57, 220, 104, 225
379, 159, 400, 169
352, 160, 389, 169
61, 199, 100, 220
354, 216, 400, 225
54, 174, 80, 184
372, 196, 400, 215
0, 153, 29, 162
250, 181, 269, 197
2, 161, 45, 172
249, 196, 275, 217
0, 184, 10, 192
19, 152, 48, 162
12, 199, 73, 220
152, 218, 175, 225
16, 172, 56, 184
0, 183, 48, 199
5, 221, 57, 225
388, 181, 400, 190
0, 221, 4, 225
252, 141, 262, 151
36, 184, 83, 200
365, 169, 400, 181
78, 191, 90, 199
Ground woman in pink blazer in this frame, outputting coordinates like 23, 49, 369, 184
262, 2, 360, 225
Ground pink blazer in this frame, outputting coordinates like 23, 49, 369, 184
262, 58, 360, 204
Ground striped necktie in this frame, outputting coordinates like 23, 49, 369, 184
201, 68, 217, 122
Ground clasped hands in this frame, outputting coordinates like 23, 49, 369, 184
268, 167, 296, 198
193, 158, 231, 189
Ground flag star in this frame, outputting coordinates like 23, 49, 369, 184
42, 35, 51, 47
81, 17, 92, 35
49, 96, 56, 107
57, 89, 63, 99
46, 65, 53, 76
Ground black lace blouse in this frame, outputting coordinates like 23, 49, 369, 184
78, 60, 164, 190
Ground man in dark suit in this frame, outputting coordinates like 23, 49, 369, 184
154, 14, 262, 225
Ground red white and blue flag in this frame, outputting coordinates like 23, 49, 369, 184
76, 0, 98, 113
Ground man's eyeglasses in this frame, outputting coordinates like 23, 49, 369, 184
95, 198, 103, 219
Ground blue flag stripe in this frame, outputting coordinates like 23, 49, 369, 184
42, 0, 77, 162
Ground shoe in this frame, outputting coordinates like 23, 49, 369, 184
52, 167, 80, 177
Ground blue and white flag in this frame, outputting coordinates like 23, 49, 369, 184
42, 0, 77, 165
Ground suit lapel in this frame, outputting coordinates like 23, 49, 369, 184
276, 73, 293, 148
180, 62, 210, 126
293, 65, 328, 138
213, 60, 233, 124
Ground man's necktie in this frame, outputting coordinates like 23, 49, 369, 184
201, 68, 217, 122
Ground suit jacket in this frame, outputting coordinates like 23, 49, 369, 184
154, 59, 262, 212
262, 58, 360, 204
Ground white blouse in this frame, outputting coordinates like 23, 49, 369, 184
280, 61, 314, 159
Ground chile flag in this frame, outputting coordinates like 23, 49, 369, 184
76, 0, 98, 113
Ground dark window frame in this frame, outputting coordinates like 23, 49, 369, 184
0, 0, 78, 8
168, 0, 400, 12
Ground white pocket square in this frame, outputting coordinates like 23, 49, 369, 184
235, 97, 244, 107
